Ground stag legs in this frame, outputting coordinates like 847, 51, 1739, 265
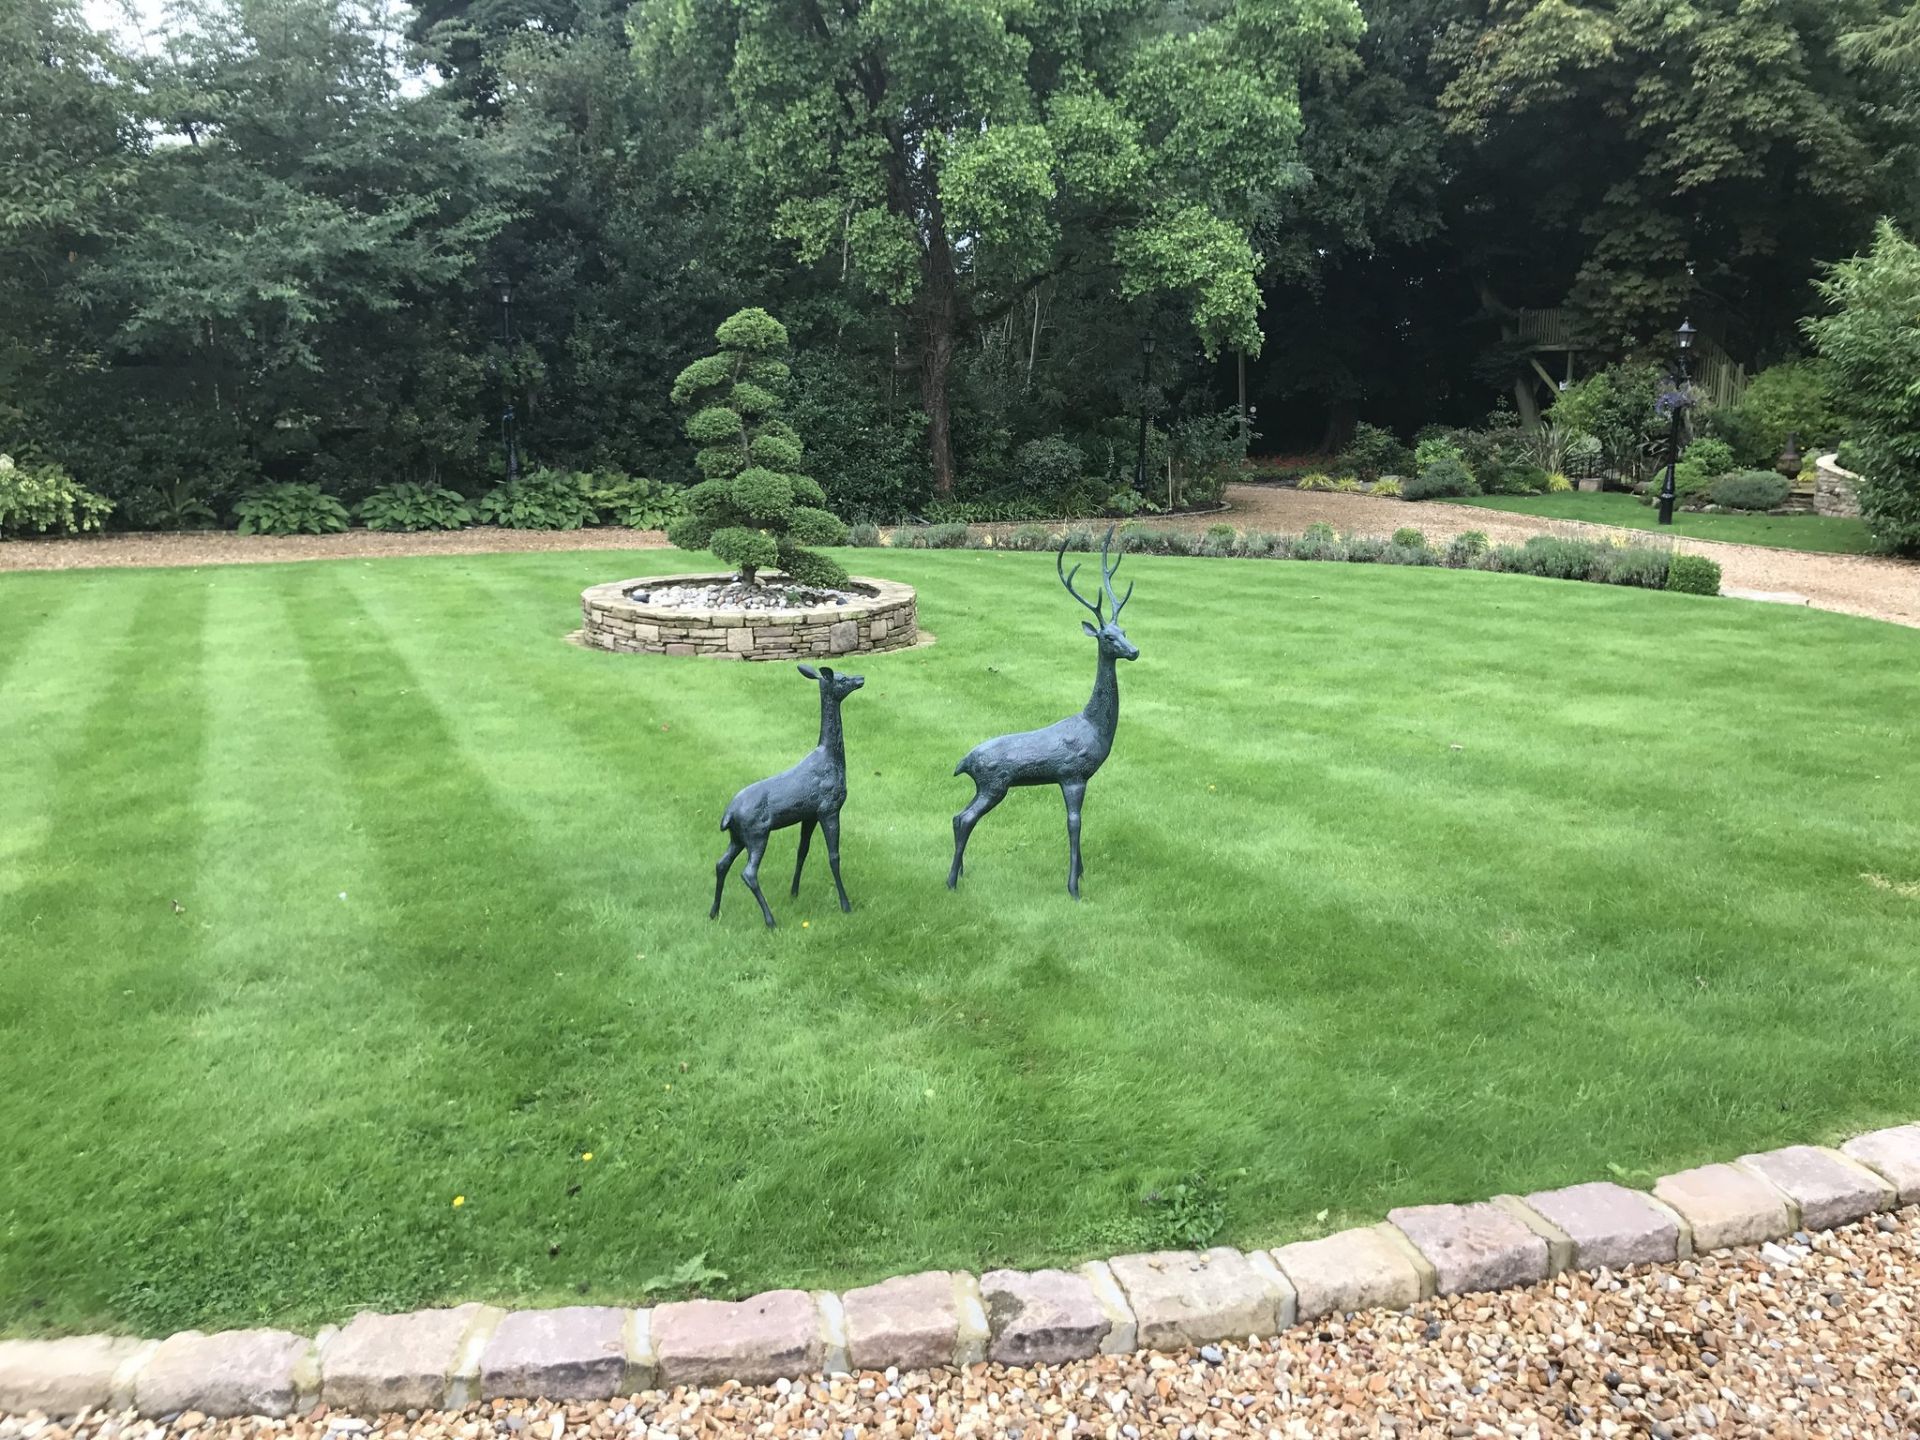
711, 839, 744, 919
821, 810, 851, 912
790, 818, 815, 896
1061, 779, 1087, 899
947, 783, 1006, 889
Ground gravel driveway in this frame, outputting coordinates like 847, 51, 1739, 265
9, 1207, 1913, 1438
1174, 486, 1920, 629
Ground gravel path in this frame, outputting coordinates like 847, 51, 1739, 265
1176, 486, 1920, 630
0, 528, 671, 574
8, 1208, 1915, 1439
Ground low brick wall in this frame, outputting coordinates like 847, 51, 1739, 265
1814, 452, 1863, 518
580, 573, 918, 661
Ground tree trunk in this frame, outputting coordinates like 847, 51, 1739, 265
917, 210, 961, 498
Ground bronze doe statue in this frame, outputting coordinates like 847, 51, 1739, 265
948, 527, 1138, 899
711, 663, 863, 928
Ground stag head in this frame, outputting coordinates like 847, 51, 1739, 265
1058, 526, 1139, 661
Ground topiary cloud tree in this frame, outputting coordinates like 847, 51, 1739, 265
667, 308, 849, 587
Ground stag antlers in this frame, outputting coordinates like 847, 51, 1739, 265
1057, 527, 1133, 627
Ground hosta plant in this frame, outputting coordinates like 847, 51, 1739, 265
355, 482, 473, 532
478, 469, 597, 530
0, 454, 113, 537
233, 482, 349, 536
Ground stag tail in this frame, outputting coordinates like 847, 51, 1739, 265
720, 804, 734, 831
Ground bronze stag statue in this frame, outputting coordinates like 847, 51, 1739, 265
948, 527, 1138, 899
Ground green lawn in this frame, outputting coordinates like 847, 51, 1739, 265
4, 549, 1919, 1339
1447, 490, 1876, 553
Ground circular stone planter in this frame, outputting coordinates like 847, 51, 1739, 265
581, 573, 919, 661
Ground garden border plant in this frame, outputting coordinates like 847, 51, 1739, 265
871, 521, 1721, 598
1, 1119, 1912, 1417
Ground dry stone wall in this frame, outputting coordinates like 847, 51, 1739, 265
581, 574, 918, 661
1814, 452, 1863, 518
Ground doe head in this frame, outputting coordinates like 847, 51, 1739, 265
797, 663, 865, 700
1058, 526, 1139, 662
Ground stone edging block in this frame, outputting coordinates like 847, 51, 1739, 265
1737, 1145, 1897, 1231
6, 1119, 1919, 1421
1104, 1248, 1293, 1351
1652, 1163, 1792, 1251
1386, 1201, 1549, 1296
1841, 1123, 1920, 1204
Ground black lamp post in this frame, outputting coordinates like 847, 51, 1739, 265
1656, 319, 1696, 526
497, 277, 521, 481
1134, 333, 1155, 494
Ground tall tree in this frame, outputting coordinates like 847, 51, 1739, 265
633, 0, 1362, 496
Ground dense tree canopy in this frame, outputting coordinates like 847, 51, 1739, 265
2, 0, 1915, 523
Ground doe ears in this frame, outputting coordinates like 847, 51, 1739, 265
796, 664, 819, 680
1082, 620, 1100, 637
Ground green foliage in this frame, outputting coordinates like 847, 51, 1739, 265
1709, 361, 1842, 468
1329, 476, 1363, 493
1446, 529, 1490, 566
1140, 1173, 1228, 1250
1403, 457, 1478, 501
1338, 422, 1413, 481
1391, 527, 1427, 550
585, 475, 687, 530
355, 482, 473, 532
478, 470, 597, 530
1370, 477, 1403, 498
668, 308, 846, 584
1296, 473, 1334, 491
1598, 547, 1670, 589
0, 455, 113, 538
641, 1254, 728, 1301
1413, 436, 1465, 473
1806, 222, 1920, 556
1711, 471, 1791, 512
232, 482, 349, 536
1667, 554, 1723, 595
923, 523, 972, 550
1549, 366, 1664, 477
1104, 489, 1149, 517
846, 522, 884, 548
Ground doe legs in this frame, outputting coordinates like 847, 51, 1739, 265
712, 830, 778, 928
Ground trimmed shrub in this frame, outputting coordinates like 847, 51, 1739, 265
1403, 457, 1478, 501
667, 307, 848, 585
1667, 554, 1722, 595
893, 525, 930, 549
1006, 523, 1053, 551
233, 481, 349, 536
1391, 526, 1426, 550
1711, 470, 1791, 511
1345, 534, 1388, 562
846, 521, 884, 547
924, 522, 971, 549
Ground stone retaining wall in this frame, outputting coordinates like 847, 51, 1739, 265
580, 574, 918, 661
1814, 452, 1863, 518
4, 1122, 1916, 1419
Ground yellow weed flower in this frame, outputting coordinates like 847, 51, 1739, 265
582, 1152, 594, 1163
453, 1195, 465, 1208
